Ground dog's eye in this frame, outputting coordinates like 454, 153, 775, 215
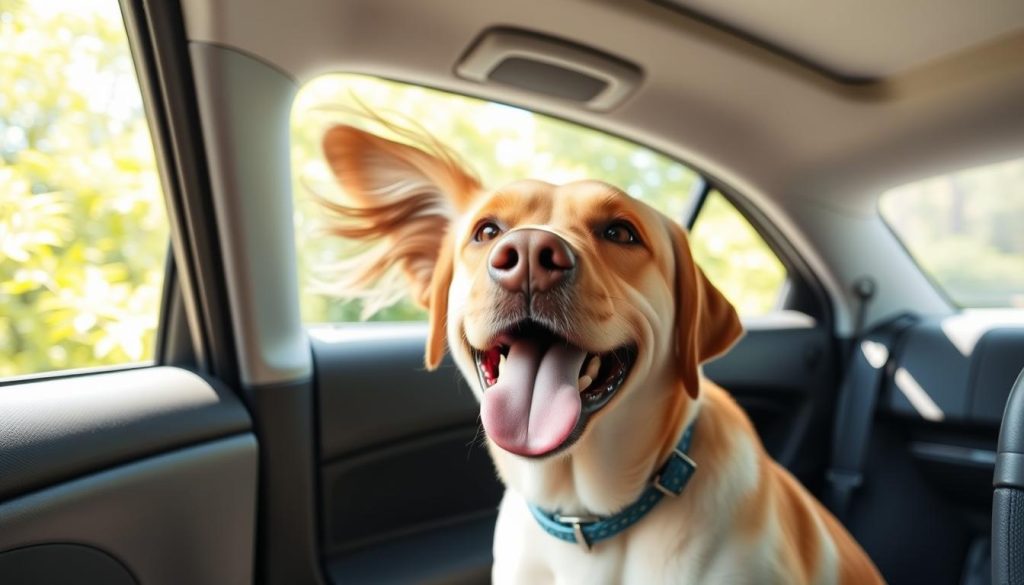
474, 222, 503, 242
603, 222, 640, 244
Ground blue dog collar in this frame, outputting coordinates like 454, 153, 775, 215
528, 420, 698, 552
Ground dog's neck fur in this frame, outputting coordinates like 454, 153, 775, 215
487, 368, 699, 517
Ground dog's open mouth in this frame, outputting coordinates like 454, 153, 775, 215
473, 321, 636, 458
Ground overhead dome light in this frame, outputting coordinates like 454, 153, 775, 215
456, 28, 643, 111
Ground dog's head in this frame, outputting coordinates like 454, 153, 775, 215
321, 123, 741, 465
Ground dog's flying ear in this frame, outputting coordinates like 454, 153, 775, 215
320, 124, 481, 370
667, 219, 743, 399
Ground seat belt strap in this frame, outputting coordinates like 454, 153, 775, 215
824, 313, 918, 522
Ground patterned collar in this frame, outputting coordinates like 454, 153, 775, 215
527, 419, 698, 552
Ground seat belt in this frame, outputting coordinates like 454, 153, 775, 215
824, 311, 918, 523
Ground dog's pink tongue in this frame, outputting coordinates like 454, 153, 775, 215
481, 339, 587, 457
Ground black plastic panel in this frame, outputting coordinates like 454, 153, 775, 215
704, 323, 839, 484
973, 331, 1024, 425
0, 544, 137, 585
886, 325, 972, 420
705, 326, 831, 391
313, 325, 499, 583
313, 324, 479, 460
321, 426, 502, 554
847, 318, 1024, 584
248, 377, 326, 585
326, 515, 494, 585
488, 57, 608, 102
0, 435, 257, 585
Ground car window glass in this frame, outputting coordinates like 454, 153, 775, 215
689, 191, 788, 316
880, 156, 1024, 308
1, 0, 169, 377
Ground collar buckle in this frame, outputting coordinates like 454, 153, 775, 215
553, 514, 599, 552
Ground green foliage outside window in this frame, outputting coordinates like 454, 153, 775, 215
1, 0, 168, 377
292, 75, 787, 323
690, 192, 787, 316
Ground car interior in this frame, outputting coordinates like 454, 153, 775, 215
1, 0, 1023, 584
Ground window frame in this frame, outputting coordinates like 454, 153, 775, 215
875, 203, 961, 311
119, 0, 240, 386
689, 178, 833, 325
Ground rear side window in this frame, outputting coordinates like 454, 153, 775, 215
1, 0, 169, 377
689, 191, 788, 316
880, 157, 1024, 308
292, 75, 701, 324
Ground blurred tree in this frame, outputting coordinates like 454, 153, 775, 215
690, 192, 787, 316
1, 0, 168, 376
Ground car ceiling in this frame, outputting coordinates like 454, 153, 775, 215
659, 0, 1024, 80
181, 0, 1024, 213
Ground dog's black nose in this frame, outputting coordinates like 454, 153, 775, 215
488, 229, 576, 294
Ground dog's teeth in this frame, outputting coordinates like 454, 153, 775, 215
584, 355, 600, 380
498, 353, 506, 376
577, 375, 593, 391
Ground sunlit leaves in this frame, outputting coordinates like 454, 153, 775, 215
0, 169, 72, 262
691, 192, 786, 316
1, 0, 168, 376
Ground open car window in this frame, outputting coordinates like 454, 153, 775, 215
880, 156, 1024, 309
292, 74, 791, 324
690, 191, 788, 317
292, 74, 702, 323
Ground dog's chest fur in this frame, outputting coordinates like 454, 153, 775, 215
489, 409, 840, 585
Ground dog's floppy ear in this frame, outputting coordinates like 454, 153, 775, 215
320, 124, 481, 370
667, 219, 743, 398
423, 230, 455, 370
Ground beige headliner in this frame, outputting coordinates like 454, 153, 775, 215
666, 0, 1024, 79
182, 0, 1024, 214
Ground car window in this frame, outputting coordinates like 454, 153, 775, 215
689, 191, 788, 316
292, 74, 702, 324
880, 156, 1024, 308
1, 0, 169, 377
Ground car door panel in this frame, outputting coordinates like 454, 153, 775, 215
0, 367, 256, 585
0, 544, 137, 585
0, 367, 251, 500
314, 324, 478, 458
325, 514, 497, 585
848, 318, 1024, 585
313, 325, 500, 583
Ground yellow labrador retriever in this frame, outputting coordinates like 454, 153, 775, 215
318, 121, 884, 585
